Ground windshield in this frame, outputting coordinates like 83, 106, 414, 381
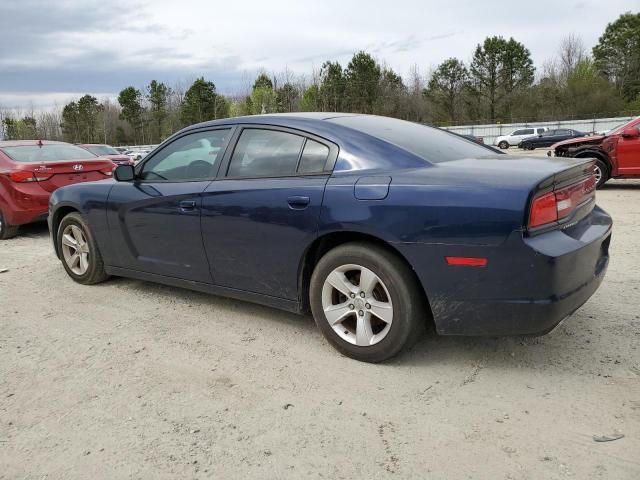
0, 144, 97, 163
606, 119, 638, 136
328, 115, 494, 162
85, 145, 119, 156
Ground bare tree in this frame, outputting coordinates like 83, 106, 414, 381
558, 34, 587, 77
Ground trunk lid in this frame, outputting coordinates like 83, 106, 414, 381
12, 158, 114, 192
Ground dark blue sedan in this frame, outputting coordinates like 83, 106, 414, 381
48, 114, 611, 362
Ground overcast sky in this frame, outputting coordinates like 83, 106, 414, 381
0, 0, 637, 111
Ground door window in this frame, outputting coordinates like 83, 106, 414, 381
536, 128, 546, 134
298, 139, 330, 174
140, 129, 230, 181
227, 129, 305, 178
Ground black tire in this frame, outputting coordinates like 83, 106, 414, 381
498, 141, 509, 149
57, 212, 109, 285
0, 209, 19, 240
309, 242, 426, 363
593, 159, 609, 189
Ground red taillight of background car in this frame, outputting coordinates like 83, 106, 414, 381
7, 171, 53, 183
529, 174, 596, 229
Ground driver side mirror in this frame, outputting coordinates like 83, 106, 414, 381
114, 164, 135, 182
621, 127, 640, 138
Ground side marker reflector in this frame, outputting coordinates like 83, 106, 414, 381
446, 257, 488, 267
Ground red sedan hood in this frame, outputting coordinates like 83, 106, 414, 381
551, 134, 604, 149
103, 154, 132, 163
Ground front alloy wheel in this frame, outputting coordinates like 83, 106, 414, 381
57, 212, 109, 285
61, 224, 90, 275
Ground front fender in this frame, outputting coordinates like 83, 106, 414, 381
49, 181, 114, 261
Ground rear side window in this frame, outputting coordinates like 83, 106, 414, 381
536, 128, 546, 134
0, 144, 96, 162
328, 116, 494, 163
298, 139, 329, 174
227, 129, 305, 178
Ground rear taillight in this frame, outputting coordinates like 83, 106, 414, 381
7, 171, 52, 183
529, 174, 596, 229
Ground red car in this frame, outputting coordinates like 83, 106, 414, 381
78, 144, 134, 166
550, 117, 640, 188
0, 140, 115, 239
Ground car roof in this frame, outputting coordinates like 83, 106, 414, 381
0, 140, 69, 147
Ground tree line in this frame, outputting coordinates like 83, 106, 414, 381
1, 12, 638, 144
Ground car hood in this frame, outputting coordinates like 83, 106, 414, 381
103, 154, 131, 162
551, 135, 604, 149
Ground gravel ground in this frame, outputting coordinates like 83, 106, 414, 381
1, 178, 639, 480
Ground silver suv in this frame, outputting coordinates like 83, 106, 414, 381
494, 127, 548, 149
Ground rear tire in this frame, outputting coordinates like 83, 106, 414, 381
57, 212, 109, 285
309, 242, 426, 363
498, 141, 509, 149
0, 210, 19, 240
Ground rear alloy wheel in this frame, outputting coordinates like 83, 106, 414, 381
310, 242, 426, 363
0, 210, 19, 240
498, 141, 509, 149
593, 160, 609, 189
57, 212, 109, 285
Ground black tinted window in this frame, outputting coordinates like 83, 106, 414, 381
299, 139, 329, 174
228, 129, 304, 177
140, 129, 229, 181
328, 116, 493, 163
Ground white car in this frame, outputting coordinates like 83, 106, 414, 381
494, 127, 548, 149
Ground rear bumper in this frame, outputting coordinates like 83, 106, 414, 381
398, 206, 612, 336
0, 182, 49, 226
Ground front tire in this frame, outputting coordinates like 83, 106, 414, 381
309, 242, 426, 363
498, 141, 509, 149
57, 212, 109, 285
593, 160, 609, 189
0, 210, 19, 240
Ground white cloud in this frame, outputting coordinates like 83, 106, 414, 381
0, 0, 635, 110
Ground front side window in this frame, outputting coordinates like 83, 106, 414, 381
140, 129, 230, 181
512, 130, 526, 136
227, 129, 305, 178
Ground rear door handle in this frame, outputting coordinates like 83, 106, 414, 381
287, 195, 310, 209
179, 200, 196, 210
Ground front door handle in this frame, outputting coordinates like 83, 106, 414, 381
179, 200, 196, 210
287, 195, 310, 209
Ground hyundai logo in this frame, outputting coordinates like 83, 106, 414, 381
72, 164, 84, 171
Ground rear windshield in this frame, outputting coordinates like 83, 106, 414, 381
1, 144, 97, 163
85, 145, 119, 156
327, 115, 494, 163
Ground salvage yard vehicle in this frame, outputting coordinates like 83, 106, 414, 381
48, 114, 611, 362
0, 140, 115, 239
519, 129, 586, 150
79, 144, 135, 166
494, 126, 548, 149
549, 116, 640, 188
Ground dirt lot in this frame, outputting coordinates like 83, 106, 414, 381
1, 177, 639, 479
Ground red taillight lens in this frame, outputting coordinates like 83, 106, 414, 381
529, 192, 558, 228
7, 170, 52, 182
529, 174, 596, 229
8, 171, 36, 183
